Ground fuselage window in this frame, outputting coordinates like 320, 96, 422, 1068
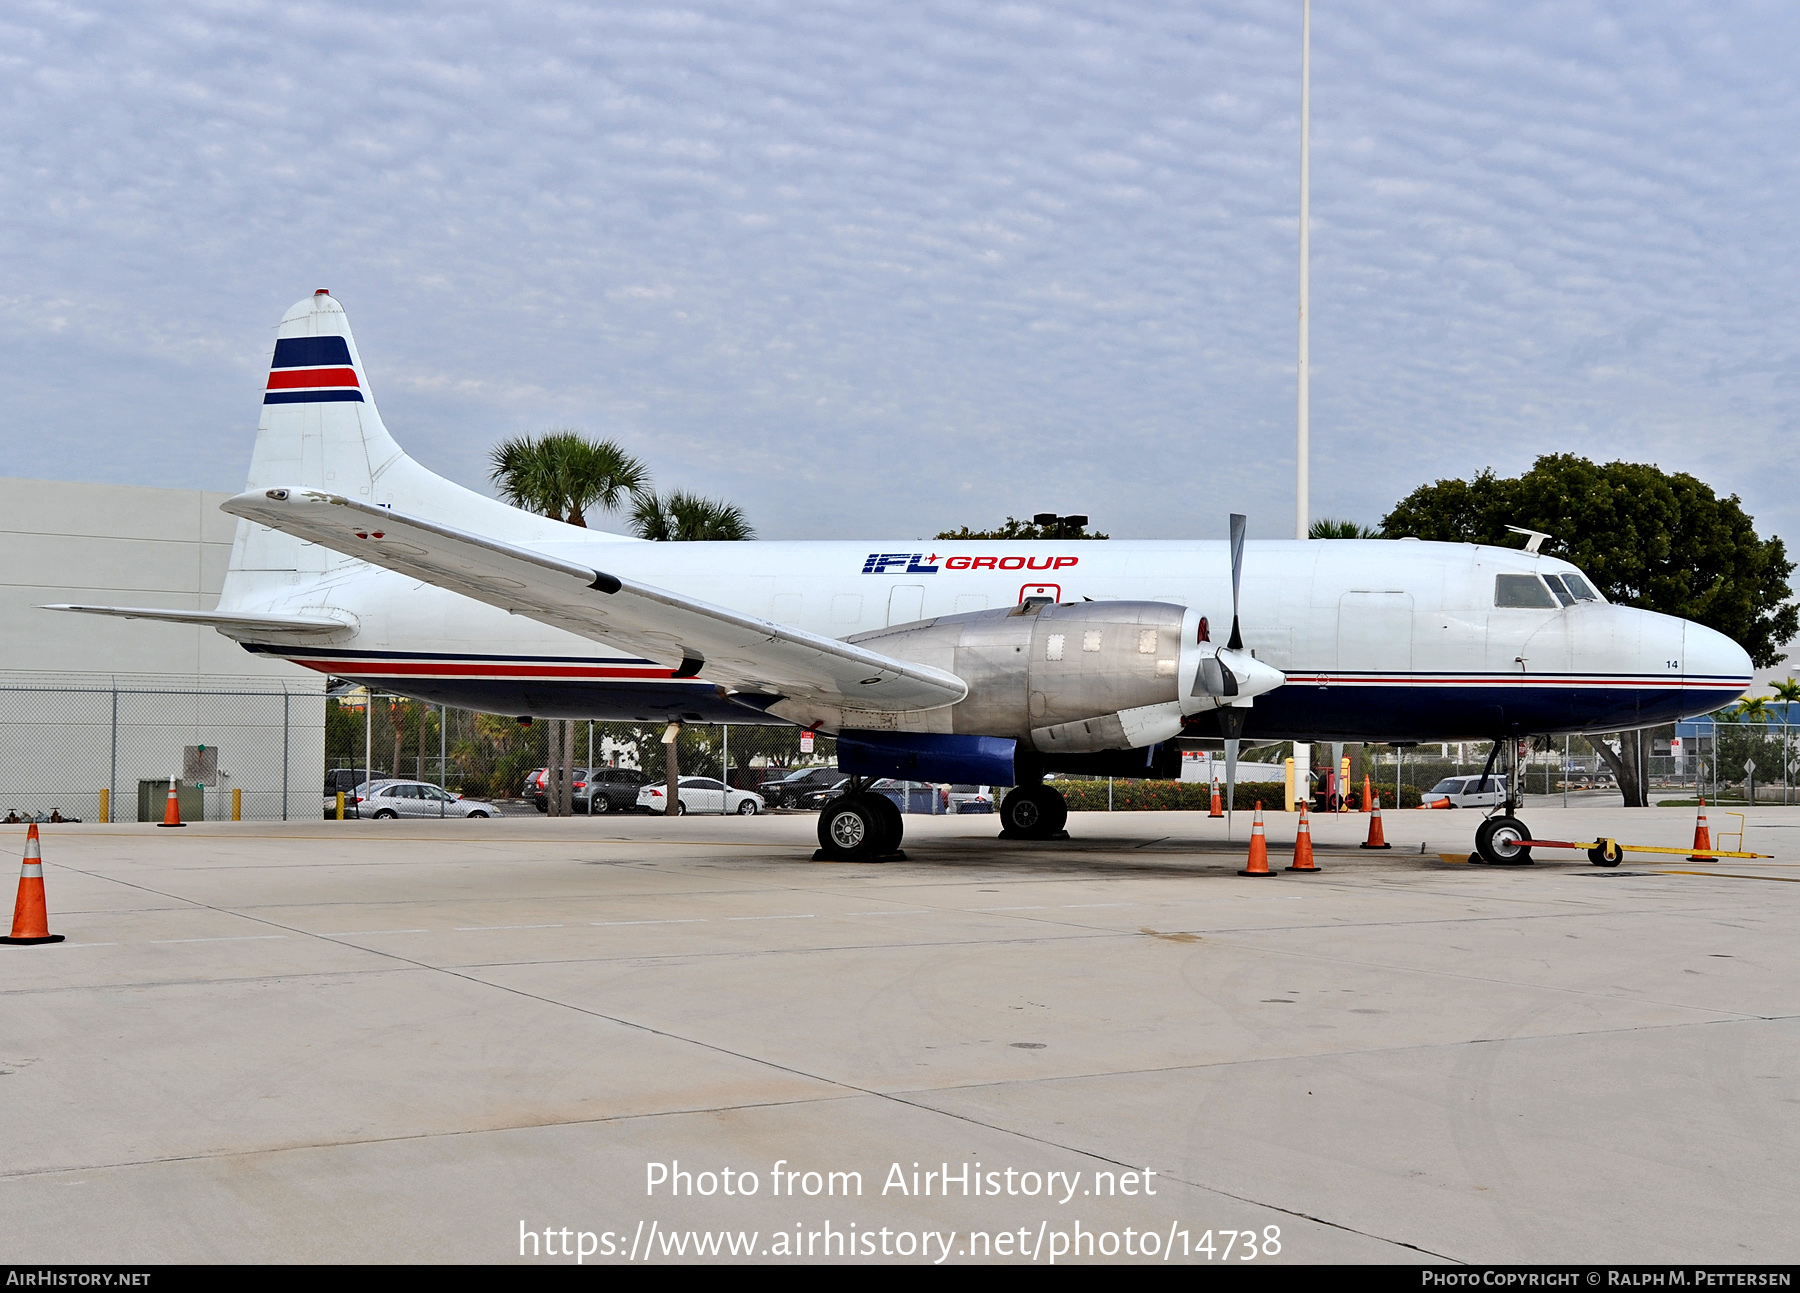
1543, 574, 1577, 607
1494, 574, 1557, 608
1561, 572, 1601, 602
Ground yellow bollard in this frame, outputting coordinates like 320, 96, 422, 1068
232, 787, 242, 822
1283, 757, 1296, 813
336, 791, 345, 821
99, 788, 109, 824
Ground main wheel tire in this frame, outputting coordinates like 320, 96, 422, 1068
467, 810, 490, 818
1475, 815, 1533, 865
373, 808, 398, 820
1588, 838, 1623, 866
1000, 784, 1068, 838
872, 793, 904, 848
675, 801, 687, 816
590, 796, 609, 814
736, 798, 758, 816
817, 795, 887, 861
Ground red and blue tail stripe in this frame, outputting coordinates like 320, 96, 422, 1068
265, 335, 364, 404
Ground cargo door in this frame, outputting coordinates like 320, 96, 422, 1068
1336, 592, 1414, 674
887, 584, 925, 626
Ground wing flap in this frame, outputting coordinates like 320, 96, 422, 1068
220, 488, 968, 713
41, 605, 350, 636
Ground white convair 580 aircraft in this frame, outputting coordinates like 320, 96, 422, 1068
50, 293, 1753, 863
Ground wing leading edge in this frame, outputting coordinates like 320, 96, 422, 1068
221, 488, 968, 714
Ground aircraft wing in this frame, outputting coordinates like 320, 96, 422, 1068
40, 605, 349, 636
221, 488, 968, 713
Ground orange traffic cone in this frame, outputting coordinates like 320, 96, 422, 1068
1286, 803, 1321, 872
1361, 774, 1372, 812
1238, 802, 1275, 876
1687, 797, 1713, 861
1360, 793, 1391, 849
1208, 782, 1224, 818
2, 825, 63, 945
158, 777, 185, 828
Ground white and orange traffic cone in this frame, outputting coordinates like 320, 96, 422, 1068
1238, 802, 1275, 877
1208, 782, 1224, 819
158, 776, 185, 828
1360, 793, 1391, 849
1361, 774, 1372, 813
2, 824, 63, 946
1687, 797, 1713, 861
1286, 802, 1321, 872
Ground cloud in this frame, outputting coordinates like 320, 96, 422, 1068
1, 0, 1798, 550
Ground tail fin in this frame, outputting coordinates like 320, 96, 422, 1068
223, 291, 618, 610
244, 289, 400, 499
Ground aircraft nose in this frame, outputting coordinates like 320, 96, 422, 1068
1685, 621, 1754, 699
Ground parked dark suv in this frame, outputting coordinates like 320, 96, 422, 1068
579, 766, 655, 814
534, 766, 657, 814
757, 766, 843, 809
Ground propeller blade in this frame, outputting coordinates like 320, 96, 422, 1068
1227, 513, 1246, 651
1221, 706, 1247, 832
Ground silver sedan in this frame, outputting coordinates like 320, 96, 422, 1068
352, 780, 501, 819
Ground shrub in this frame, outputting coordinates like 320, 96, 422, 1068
1056, 779, 1423, 811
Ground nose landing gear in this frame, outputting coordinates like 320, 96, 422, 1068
1470, 737, 1534, 865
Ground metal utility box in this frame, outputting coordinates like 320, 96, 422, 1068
139, 780, 204, 823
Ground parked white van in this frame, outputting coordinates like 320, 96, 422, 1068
1421, 774, 1508, 809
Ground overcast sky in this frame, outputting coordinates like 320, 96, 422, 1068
4, 1, 1798, 548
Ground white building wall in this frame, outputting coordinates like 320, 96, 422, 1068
0, 478, 324, 821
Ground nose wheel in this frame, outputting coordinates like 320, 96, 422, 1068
1472, 814, 1534, 865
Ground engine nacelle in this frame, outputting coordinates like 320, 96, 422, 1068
847, 600, 1201, 753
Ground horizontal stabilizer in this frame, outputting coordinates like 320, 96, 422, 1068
40, 605, 350, 636
221, 488, 969, 714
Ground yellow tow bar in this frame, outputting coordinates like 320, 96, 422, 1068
1524, 837, 1771, 861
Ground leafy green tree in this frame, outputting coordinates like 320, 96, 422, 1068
935, 517, 1109, 540
1309, 518, 1380, 539
1381, 455, 1795, 666
489, 429, 648, 528
630, 490, 754, 541
1382, 455, 1796, 807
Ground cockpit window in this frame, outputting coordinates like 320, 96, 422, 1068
1495, 574, 1557, 608
1561, 572, 1601, 602
1542, 574, 1576, 607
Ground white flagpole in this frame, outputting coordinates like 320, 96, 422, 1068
1292, 1, 1314, 805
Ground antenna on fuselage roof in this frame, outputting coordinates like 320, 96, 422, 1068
1505, 526, 1552, 554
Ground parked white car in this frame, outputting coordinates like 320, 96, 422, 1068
1420, 774, 1508, 809
352, 780, 500, 819
636, 777, 765, 816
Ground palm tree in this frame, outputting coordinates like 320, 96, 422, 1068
489, 429, 648, 528
1309, 518, 1380, 539
630, 489, 755, 541
1731, 696, 1773, 723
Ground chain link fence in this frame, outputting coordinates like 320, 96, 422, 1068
327, 696, 842, 811
0, 675, 326, 823
11, 675, 1792, 821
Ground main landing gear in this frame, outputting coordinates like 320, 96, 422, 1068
815, 778, 907, 863
998, 782, 1069, 841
